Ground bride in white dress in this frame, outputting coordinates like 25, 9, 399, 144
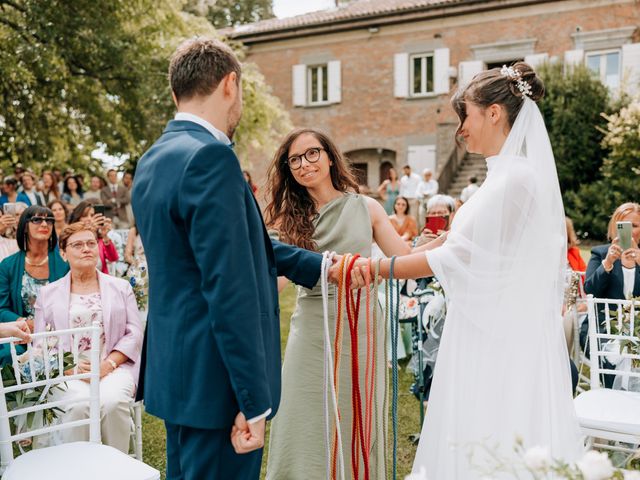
370, 62, 584, 478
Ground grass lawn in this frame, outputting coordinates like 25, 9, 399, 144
141, 247, 596, 478
141, 283, 421, 479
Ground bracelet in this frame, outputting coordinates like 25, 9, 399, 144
107, 358, 118, 371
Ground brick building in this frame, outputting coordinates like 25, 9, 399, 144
227, 0, 640, 197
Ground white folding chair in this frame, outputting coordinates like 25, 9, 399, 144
569, 271, 591, 393
129, 400, 143, 461
574, 296, 640, 458
0, 323, 159, 479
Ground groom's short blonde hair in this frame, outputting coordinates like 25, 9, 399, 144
169, 37, 241, 102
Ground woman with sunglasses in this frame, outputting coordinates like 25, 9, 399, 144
0, 206, 69, 363
264, 128, 411, 479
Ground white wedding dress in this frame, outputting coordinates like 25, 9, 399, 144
412, 98, 584, 479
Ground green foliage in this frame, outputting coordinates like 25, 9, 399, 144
537, 62, 611, 195
184, 0, 274, 28
0, 0, 289, 176
564, 99, 640, 239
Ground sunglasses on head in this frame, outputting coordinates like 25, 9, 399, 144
28, 216, 55, 226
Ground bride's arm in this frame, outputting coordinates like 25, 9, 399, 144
375, 251, 434, 279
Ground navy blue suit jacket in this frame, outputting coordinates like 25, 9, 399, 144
132, 120, 321, 429
584, 244, 640, 300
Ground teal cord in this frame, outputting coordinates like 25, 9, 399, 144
389, 256, 399, 480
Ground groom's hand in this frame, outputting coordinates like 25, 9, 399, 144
230, 412, 265, 454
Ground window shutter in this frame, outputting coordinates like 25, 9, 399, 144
394, 53, 409, 98
564, 49, 584, 68
622, 43, 640, 96
458, 61, 484, 88
407, 145, 437, 173
292, 64, 306, 106
327, 60, 341, 104
524, 53, 549, 69
433, 48, 450, 94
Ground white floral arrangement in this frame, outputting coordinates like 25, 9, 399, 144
404, 443, 640, 480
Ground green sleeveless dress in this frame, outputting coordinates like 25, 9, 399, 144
267, 193, 387, 480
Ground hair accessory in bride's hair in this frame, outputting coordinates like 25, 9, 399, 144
500, 65, 532, 98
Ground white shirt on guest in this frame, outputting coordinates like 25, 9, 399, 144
623, 266, 636, 299
400, 173, 421, 199
417, 179, 439, 199
460, 183, 480, 203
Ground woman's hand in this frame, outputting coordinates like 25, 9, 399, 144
0, 319, 31, 343
0, 214, 16, 232
603, 238, 622, 270
98, 217, 113, 243
621, 237, 640, 269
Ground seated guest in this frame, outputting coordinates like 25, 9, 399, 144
566, 217, 587, 274
48, 199, 69, 241
35, 222, 143, 453
61, 175, 84, 208
0, 206, 69, 363
416, 194, 457, 246
0, 203, 28, 261
69, 200, 118, 274
0, 177, 31, 208
583, 202, 640, 387
389, 196, 418, 243
20, 171, 45, 206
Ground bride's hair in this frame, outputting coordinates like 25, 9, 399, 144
452, 62, 545, 133
264, 128, 358, 251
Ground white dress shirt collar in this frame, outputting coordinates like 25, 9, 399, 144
174, 112, 231, 146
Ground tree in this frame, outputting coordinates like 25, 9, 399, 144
0, 0, 289, 175
567, 100, 640, 239
537, 62, 611, 195
184, 0, 274, 28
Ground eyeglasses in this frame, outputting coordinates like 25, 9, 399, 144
67, 240, 98, 251
28, 216, 55, 226
285, 147, 325, 170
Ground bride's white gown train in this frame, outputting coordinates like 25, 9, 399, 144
412, 99, 584, 479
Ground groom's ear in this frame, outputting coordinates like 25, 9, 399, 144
222, 72, 239, 100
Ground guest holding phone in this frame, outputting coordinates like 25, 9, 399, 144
415, 194, 457, 247
0, 206, 69, 363
583, 202, 640, 387
69, 200, 118, 274
585, 202, 640, 300
0, 177, 31, 208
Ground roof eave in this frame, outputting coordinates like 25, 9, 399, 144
225, 0, 558, 45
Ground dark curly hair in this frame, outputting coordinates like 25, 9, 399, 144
264, 128, 358, 251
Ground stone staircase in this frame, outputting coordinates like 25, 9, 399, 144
445, 153, 487, 199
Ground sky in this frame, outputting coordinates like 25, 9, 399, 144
273, 0, 336, 18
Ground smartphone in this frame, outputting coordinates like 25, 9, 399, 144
424, 215, 449, 234
2, 203, 19, 215
93, 204, 106, 217
617, 221, 632, 251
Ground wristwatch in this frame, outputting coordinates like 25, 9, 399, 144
107, 358, 118, 371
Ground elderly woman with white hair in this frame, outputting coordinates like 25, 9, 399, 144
416, 168, 439, 227
415, 194, 456, 247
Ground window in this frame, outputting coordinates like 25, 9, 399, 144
410, 53, 434, 96
586, 50, 621, 89
307, 65, 328, 104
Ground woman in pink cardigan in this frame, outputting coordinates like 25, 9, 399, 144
68, 199, 119, 274
34, 222, 143, 453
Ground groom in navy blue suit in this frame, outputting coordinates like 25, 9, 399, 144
132, 38, 342, 479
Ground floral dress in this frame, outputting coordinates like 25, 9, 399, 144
21, 271, 49, 318
69, 293, 106, 361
